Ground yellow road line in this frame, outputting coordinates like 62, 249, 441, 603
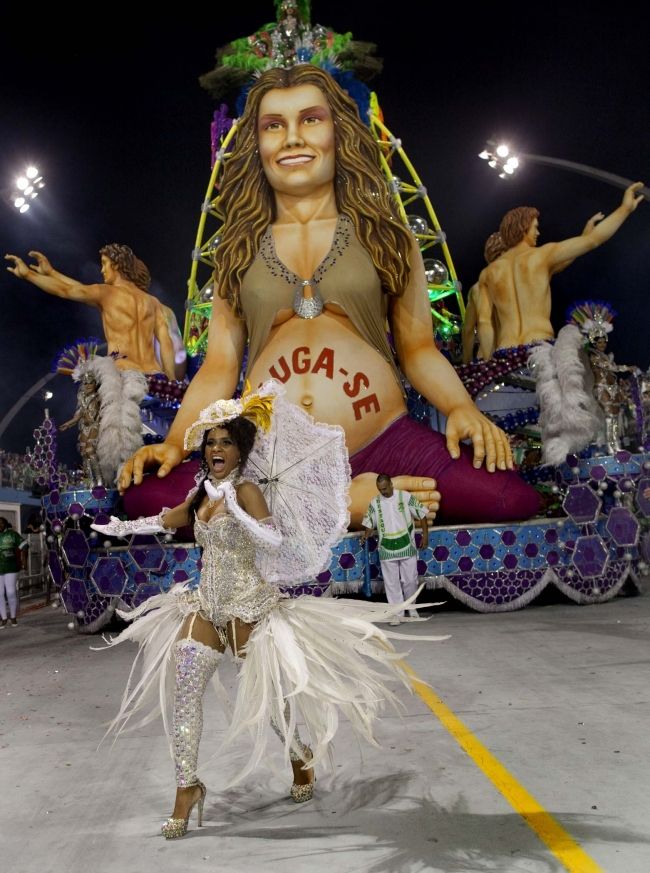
407, 667, 604, 873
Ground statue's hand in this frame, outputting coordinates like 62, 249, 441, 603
445, 404, 513, 472
118, 443, 184, 493
27, 250, 53, 274
4, 254, 30, 279
623, 181, 645, 213
583, 212, 605, 234
390, 476, 441, 519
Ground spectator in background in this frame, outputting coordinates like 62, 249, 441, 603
0, 517, 28, 627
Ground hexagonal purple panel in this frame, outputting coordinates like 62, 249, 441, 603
433, 546, 449, 561
133, 584, 164, 607
48, 550, 63, 587
636, 477, 650, 518
68, 502, 85, 519
572, 535, 609, 579
456, 530, 472, 547
590, 465, 607, 481
128, 535, 166, 572
501, 530, 517, 546
605, 507, 640, 547
61, 529, 90, 568
91, 557, 128, 596
339, 552, 356, 569
60, 578, 89, 614
562, 484, 601, 524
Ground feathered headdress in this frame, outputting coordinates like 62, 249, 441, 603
184, 380, 276, 451
198, 1, 381, 105
566, 299, 616, 343
51, 338, 101, 380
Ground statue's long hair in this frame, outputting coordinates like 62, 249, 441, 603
99, 244, 151, 291
498, 206, 539, 249
213, 65, 413, 312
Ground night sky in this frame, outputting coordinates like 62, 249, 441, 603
1, 2, 647, 462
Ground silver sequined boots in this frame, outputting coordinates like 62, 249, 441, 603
171, 639, 222, 788
161, 639, 221, 838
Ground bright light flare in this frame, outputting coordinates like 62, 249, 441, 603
11, 164, 45, 211
479, 141, 521, 181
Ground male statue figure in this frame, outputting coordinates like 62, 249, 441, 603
478, 182, 643, 353
5, 244, 177, 379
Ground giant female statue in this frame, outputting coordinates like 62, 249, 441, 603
120, 65, 540, 525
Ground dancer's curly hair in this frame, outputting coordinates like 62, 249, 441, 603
213, 65, 414, 313
189, 416, 257, 519
100, 244, 151, 291
498, 207, 539, 249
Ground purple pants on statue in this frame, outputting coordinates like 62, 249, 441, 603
350, 415, 540, 524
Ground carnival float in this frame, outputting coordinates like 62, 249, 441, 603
9, 1, 647, 631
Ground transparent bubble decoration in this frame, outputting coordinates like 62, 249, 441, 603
423, 258, 449, 286
407, 214, 430, 236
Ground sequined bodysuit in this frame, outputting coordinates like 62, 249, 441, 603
182, 511, 281, 628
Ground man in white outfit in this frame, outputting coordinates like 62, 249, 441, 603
361, 474, 429, 625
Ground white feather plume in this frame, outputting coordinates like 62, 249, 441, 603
84, 357, 147, 484
529, 325, 603, 465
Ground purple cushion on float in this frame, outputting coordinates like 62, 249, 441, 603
122, 459, 201, 542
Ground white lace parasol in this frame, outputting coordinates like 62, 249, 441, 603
243, 380, 350, 586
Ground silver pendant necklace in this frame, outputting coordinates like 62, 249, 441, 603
293, 279, 324, 319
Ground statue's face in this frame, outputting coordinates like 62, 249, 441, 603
257, 84, 335, 198
525, 217, 540, 247
100, 255, 118, 285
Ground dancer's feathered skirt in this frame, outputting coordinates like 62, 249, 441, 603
100, 585, 447, 784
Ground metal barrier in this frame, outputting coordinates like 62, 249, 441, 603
18, 532, 50, 602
